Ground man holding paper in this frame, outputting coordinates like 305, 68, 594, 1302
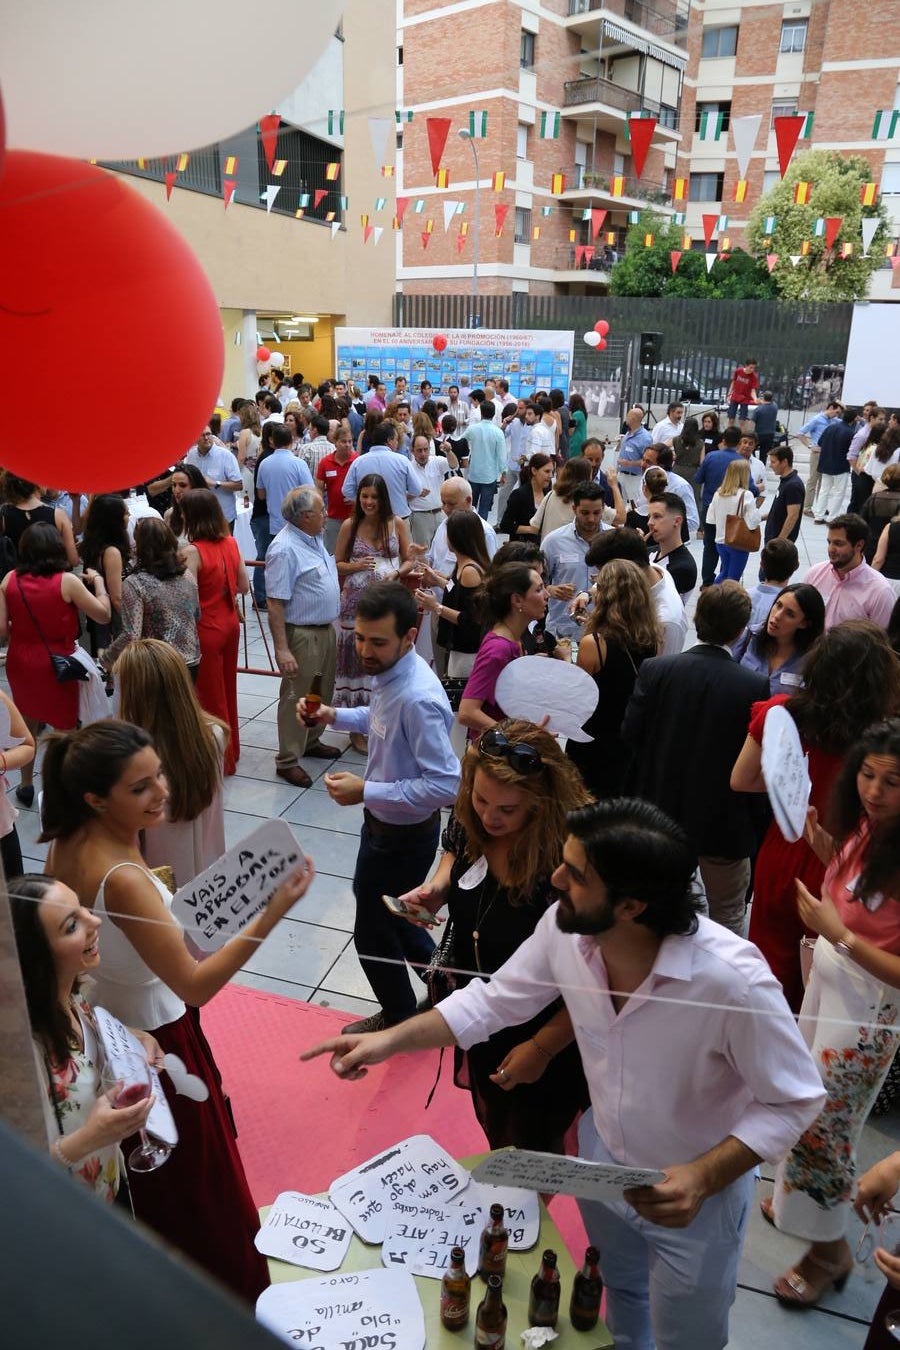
303, 797, 824, 1350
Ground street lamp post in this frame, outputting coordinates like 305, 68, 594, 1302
457, 127, 480, 328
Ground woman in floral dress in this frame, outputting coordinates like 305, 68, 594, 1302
763, 719, 900, 1307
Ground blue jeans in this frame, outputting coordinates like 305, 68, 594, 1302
250, 515, 272, 604
576, 1114, 752, 1350
715, 542, 749, 583
352, 817, 438, 1022
470, 480, 498, 520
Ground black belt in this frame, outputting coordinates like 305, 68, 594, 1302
285, 621, 335, 629
363, 808, 440, 838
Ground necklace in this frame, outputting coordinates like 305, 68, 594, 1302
472, 877, 498, 975
494, 621, 520, 644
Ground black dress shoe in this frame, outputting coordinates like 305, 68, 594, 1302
305, 742, 341, 760
15, 784, 35, 807
275, 765, 313, 789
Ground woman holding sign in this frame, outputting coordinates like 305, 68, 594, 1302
396, 719, 592, 1152
41, 719, 314, 1302
762, 719, 900, 1307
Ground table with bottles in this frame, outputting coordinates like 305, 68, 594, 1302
261, 1155, 614, 1349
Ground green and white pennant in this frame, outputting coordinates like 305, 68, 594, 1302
374, 197, 387, 210
872, 110, 900, 140
395, 109, 414, 125
540, 205, 553, 217
412, 199, 426, 213
698, 110, 724, 141
327, 110, 344, 136
339, 196, 349, 210
813, 218, 825, 237
800, 111, 814, 138
538, 111, 561, 139
763, 215, 777, 234
628, 210, 641, 223
468, 111, 488, 138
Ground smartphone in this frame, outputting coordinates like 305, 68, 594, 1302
382, 894, 437, 926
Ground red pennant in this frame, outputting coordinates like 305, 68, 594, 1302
584, 245, 595, 264
590, 208, 607, 239
773, 114, 805, 177
824, 216, 842, 250
313, 188, 327, 209
425, 117, 452, 176
223, 178, 237, 209
421, 231, 431, 249
494, 203, 509, 236
766, 254, 779, 273
363, 224, 374, 243
456, 234, 466, 254
575, 245, 586, 267
891, 256, 900, 271
395, 196, 410, 222
259, 114, 280, 172
701, 213, 719, 247
670, 250, 682, 273
626, 116, 657, 179
164, 171, 177, 201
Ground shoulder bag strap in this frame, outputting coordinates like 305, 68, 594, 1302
13, 574, 55, 661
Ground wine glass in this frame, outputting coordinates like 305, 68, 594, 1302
103, 1049, 171, 1173
885, 1309, 900, 1340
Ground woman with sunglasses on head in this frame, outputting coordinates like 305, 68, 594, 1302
397, 719, 591, 1151
458, 563, 549, 740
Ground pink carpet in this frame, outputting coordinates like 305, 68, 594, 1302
204, 983, 587, 1258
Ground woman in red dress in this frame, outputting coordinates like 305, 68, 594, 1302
180, 490, 249, 776
731, 621, 900, 1010
0, 522, 111, 804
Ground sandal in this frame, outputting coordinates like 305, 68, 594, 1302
773, 1246, 853, 1308
759, 1197, 775, 1227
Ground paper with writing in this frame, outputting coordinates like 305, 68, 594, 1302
93, 1006, 178, 1148
382, 1198, 482, 1277
171, 819, 302, 951
256, 1266, 425, 1350
254, 1192, 353, 1271
330, 1134, 470, 1243
472, 1150, 665, 1201
761, 703, 811, 843
449, 1179, 540, 1250
495, 657, 599, 742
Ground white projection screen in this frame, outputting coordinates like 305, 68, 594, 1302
843, 303, 900, 406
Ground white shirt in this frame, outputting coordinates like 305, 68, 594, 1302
444, 400, 469, 431
652, 416, 684, 446
429, 514, 498, 579
438, 907, 825, 1169
505, 418, 528, 471
262, 411, 285, 426
410, 455, 451, 511
747, 455, 767, 498
650, 565, 687, 655
524, 420, 556, 462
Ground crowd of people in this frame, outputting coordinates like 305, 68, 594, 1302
8, 365, 900, 1350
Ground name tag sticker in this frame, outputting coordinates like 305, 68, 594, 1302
325, 470, 337, 478
458, 857, 488, 890
371, 714, 387, 740
780, 672, 803, 687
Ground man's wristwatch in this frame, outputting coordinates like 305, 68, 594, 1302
833, 930, 856, 959
213, 480, 220, 489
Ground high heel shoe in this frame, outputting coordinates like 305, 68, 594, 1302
773, 1246, 853, 1308
15, 784, 34, 807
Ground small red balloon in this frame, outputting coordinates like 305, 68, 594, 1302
256, 345, 271, 362
0, 151, 223, 492
597, 338, 608, 350
594, 320, 610, 337
433, 334, 448, 353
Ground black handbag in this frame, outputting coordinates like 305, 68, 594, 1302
425, 918, 458, 1007
15, 575, 89, 682
439, 675, 468, 712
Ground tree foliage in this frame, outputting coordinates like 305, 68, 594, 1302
609, 215, 778, 299
745, 149, 890, 301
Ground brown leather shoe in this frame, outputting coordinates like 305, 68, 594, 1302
276, 765, 313, 789
305, 742, 342, 759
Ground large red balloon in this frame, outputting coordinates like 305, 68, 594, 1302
433, 334, 448, 353
0, 151, 223, 492
594, 320, 610, 337
256, 345, 271, 362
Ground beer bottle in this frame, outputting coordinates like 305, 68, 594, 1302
477, 1203, 509, 1282
569, 1245, 602, 1332
300, 672, 323, 727
528, 1249, 560, 1328
441, 1246, 471, 1331
474, 1274, 506, 1350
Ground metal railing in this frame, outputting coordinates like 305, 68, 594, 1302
567, 0, 690, 39
566, 168, 671, 203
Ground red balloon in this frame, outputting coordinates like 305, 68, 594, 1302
433, 334, 448, 352
0, 151, 223, 492
594, 320, 610, 337
256, 345, 271, 362
597, 338, 608, 350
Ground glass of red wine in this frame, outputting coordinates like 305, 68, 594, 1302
104, 1049, 171, 1173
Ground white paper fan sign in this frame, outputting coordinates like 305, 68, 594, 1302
254, 1192, 353, 1271
330, 1135, 470, 1243
760, 703, 811, 843
449, 1180, 540, 1250
495, 656, 599, 742
162, 1054, 209, 1102
382, 1198, 483, 1278
93, 1007, 178, 1149
256, 1267, 424, 1350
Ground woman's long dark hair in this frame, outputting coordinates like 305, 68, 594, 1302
483, 562, 536, 624
79, 494, 131, 574
348, 473, 392, 555
875, 425, 900, 465
39, 721, 154, 842
831, 719, 900, 905
446, 508, 491, 573
16, 521, 69, 577
521, 452, 553, 490
788, 621, 900, 754
750, 583, 825, 662
10, 874, 80, 1063
167, 461, 206, 538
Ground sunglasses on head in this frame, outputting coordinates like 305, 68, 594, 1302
477, 727, 544, 775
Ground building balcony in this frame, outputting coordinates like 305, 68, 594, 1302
559, 169, 673, 211
564, 0, 689, 58
561, 81, 680, 139
568, 0, 689, 40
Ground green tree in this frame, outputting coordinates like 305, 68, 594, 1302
745, 149, 890, 300
609, 215, 777, 298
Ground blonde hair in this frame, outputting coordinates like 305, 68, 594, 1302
114, 639, 227, 822
586, 558, 661, 655
413, 411, 436, 442
718, 459, 751, 496
455, 718, 592, 905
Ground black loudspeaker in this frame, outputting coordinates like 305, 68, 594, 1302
639, 331, 663, 365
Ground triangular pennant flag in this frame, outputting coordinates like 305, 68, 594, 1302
164, 171, 177, 201
644, 233, 654, 248
421, 231, 431, 250
872, 110, 900, 141
584, 246, 595, 264
705, 253, 716, 274
363, 224, 374, 243
763, 215, 777, 234
540, 205, 553, 217
673, 177, 686, 200
468, 110, 488, 138
494, 203, 509, 236
360, 213, 369, 229
766, 254, 779, 273
539, 111, 561, 139
789, 255, 802, 267
824, 216, 842, 250
259, 114, 280, 171
456, 233, 466, 254
314, 188, 327, 209
492, 171, 506, 191
861, 182, 879, 206
330, 221, 340, 239
698, 110, 724, 141
550, 172, 566, 194
272, 159, 287, 176
773, 114, 805, 176
223, 178, 237, 209
575, 245, 587, 267
223, 155, 238, 175
325, 162, 340, 181
425, 117, 452, 175
435, 167, 449, 188
396, 109, 413, 125
263, 185, 280, 213
861, 216, 880, 255
702, 213, 719, 246
733, 180, 748, 203
670, 250, 682, 273
374, 197, 387, 211
610, 175, 625, 196
327, 110, 344, 137
800, 111, 814, 138
373, 226, 383, 246
381, 165, 395, 178
395, 196, 410, 222
368, 116, 392, 168
590, 208, 608, 239
793, 181, 811, 204
443, 200, 459, 232
730, 113, 761, 178
176, 153, 190, 172
626, 115, 657, 179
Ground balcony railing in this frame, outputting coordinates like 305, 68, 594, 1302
567, 0, 690, 40
564, 75, 643, 112
566, 168, 671, 204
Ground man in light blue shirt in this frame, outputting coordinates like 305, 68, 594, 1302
257, 424, 314, 536
542, 485, 610, 637
617, 409, 652, 505
302, 582, 460, 1035
265, 485, 341, 788
342, 422, 424, 518
185, 427, 243, 525
797, 400, 842, 514
463, 400, 507, 520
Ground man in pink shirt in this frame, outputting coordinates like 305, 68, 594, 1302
804, 513, 895, 629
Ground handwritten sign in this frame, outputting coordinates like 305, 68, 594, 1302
495, 657, 599, 742
171, 820, 303, 951
93, 1006, 178, 1148
382, 1199, 482, 1278
256, 1267, 425, 1350
450, 1180, 540, 1251
330, 1135, 470, 1243
472, 1150, 664, 1201
255, 1192, 352, 1272
761, 703, 811, 843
